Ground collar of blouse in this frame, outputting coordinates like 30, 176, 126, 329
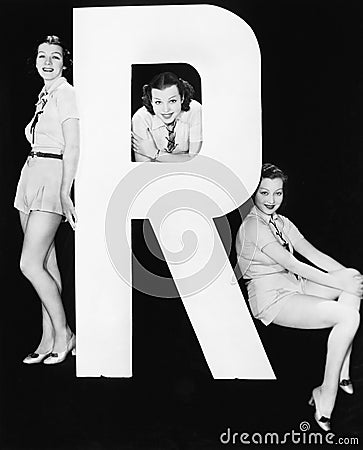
149, 110, 187, 131
250, 205, 279, 225
37, 76, 67, 105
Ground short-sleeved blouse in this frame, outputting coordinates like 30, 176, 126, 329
236, 206, 304, 280
132, 99, 202, 155
14, 76, 79, 216
25, 76, 79, 153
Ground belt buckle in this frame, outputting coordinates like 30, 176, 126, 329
27, 151, 37, 166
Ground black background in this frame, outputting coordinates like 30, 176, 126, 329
1, 0, 363, 448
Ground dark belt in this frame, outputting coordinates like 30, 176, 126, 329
29, 151, 63, 160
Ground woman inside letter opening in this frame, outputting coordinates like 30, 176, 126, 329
132, 71, 202, 162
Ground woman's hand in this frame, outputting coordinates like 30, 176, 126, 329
131, 129, 159, 159
61, 194, 77, 231
331, 268, 363, 297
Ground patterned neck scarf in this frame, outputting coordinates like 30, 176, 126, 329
269, 216, 291, 252
30, 90, 49, 144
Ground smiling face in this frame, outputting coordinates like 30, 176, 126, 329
151, 84, 183, 124
254, 177, 284, 216
36, 43, 64, 84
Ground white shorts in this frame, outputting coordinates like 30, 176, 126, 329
247, 271, 307, 325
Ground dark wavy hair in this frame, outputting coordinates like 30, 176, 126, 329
261, 163, 288, 184
142, 72, 195, 115
253, 163, 288, 200
28, 35, 72, 75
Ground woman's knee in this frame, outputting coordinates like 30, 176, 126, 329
350, 308, 360, 329
338, 306, 360, 332
20, 254, 43, 280
343, 268, 362, 277
323, 301, 359, 330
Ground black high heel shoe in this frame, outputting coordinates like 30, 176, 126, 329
308, 388, 331, 432
339, 379, 353, 395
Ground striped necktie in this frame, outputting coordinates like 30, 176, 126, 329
165, 120, 178, 153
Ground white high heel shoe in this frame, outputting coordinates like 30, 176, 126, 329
339, 379, 353, 395
308, 387, 331, 432
23, 349, 53, 364
43, 334, 76, 365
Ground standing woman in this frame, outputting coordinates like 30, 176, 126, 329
236, 163, 362, 431
132, 71, 202, 162
14, 35, 79, 364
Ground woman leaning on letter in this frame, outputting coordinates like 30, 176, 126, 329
236, 163, 362, 431
14, 35, 79, 365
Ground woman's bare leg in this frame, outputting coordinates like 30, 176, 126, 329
273, 293, 360, 417
44, 241, 62, 294
304, 273, 361, 382
20, 211, 72, 353
336, 293, 359, 382
20, 211, 54, 353
21, 212, 63, 294
304, 269, 361, 310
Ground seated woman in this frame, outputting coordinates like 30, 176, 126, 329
131, 71, 202, 162
236, 163, 362, 431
